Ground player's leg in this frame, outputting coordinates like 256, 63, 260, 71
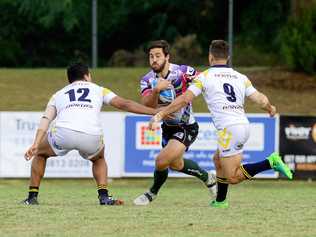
212, 149, 228, 205
210, 153, 242, 208
88, 148, 123, 205
79, 132, 123, 206
168, 123, 216, 192
133, 141, 181, 205
23, 134, 56, 205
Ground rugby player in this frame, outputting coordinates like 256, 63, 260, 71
133, 40, 216, 206
22, 62, 158, 205
149, 40, 293, 208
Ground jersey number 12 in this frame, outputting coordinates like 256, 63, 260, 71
65, 88, 91, 102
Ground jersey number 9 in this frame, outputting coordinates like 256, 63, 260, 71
223, 83, 236, 102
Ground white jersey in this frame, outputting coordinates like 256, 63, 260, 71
189, 65, 257, 130
48, 81, 117, 135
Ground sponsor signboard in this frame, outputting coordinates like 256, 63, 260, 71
279, 115, 316, 179
124, 114, 277, 177
0, 112, 124, 178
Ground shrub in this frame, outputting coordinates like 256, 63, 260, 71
170, 34, 204, 66
108, 49, 134, 67
278, 6, 316, 74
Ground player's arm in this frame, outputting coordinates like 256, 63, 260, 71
247, 91, 276, 117
110, 96, 157, 115
150, 90, 195, 124
244, 77, 276, 117
141, 79, 171, 108
25, 105, 57, 160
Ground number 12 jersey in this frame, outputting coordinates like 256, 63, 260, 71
47, 81, 117, 135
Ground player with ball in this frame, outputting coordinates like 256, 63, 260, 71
134, 40, 216, 205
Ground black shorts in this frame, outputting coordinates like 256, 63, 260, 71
161, 122, 199, 150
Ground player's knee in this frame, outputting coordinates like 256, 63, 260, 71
169, 162, 182, 171
155, 157, 169, 170
226, 176, 240, 184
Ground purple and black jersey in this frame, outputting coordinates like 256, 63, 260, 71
140, 63, 197, 125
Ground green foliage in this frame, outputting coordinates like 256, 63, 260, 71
238, 0, 290, 51
170, 34, 204, 66
278, 6, 316, 74
234, 45, 278, 67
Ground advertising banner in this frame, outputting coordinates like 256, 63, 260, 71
124, 114, 277, 177
0, 112, 124, 178
279, 115, 316, 179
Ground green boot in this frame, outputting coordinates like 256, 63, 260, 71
268, 153, 293, 180
210, 199, 229, 208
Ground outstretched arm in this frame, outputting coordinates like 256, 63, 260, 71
149, 90, 195, 128
110, 96, 157, 115
247, 91, 276, 116
25, 105, 57, 160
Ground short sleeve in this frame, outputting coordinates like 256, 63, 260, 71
188, 74, 204, 97
102, 87, 117, 104
47, 94, 56, 107
140, 75, 152, 97
244, 77, 257, 96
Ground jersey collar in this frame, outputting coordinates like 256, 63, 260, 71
211, 64, 230, 68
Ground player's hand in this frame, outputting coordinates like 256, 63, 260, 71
268, 105, 277, 117
149, 112, 163, 130
156, 78, 171, 92
24, 144, 38, 161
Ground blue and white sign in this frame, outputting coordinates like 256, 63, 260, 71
124, 114, 277, 177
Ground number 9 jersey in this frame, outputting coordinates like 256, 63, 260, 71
188, 65, 257, 130
47, 81, 117, 135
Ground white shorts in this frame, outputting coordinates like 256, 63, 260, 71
217, 124, 250, 157
48, 126, 104, 160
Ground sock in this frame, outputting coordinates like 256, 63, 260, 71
150, 169, 168, 195
216, 177, 229, 202
97, 184, 108, 197
28, 186, 39, 199
240, 160, 271, 179
179, 159, 208, 182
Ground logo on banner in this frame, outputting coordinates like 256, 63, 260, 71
312, 123, 316, 143
136, 122, 161, 149
285, 124, 311, 140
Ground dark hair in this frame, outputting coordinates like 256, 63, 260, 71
209, 40, 229, 59
147, 40, 170, 56
67, 62, 89, 83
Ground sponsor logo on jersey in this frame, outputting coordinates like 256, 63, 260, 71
222, 105, 244, 110
214, 73, 238, 79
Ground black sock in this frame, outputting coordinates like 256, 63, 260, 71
216, 177, 229, 202
28, 186, 39, 199
150, 169, 168, 195
179, 159, 208, 182
97, 184, 108, 197
241, 160, 271, 179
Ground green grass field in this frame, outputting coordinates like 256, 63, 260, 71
0, 179, 315, 237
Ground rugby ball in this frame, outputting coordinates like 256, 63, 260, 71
151, 78, 176, 104
159, 88, 176, 104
